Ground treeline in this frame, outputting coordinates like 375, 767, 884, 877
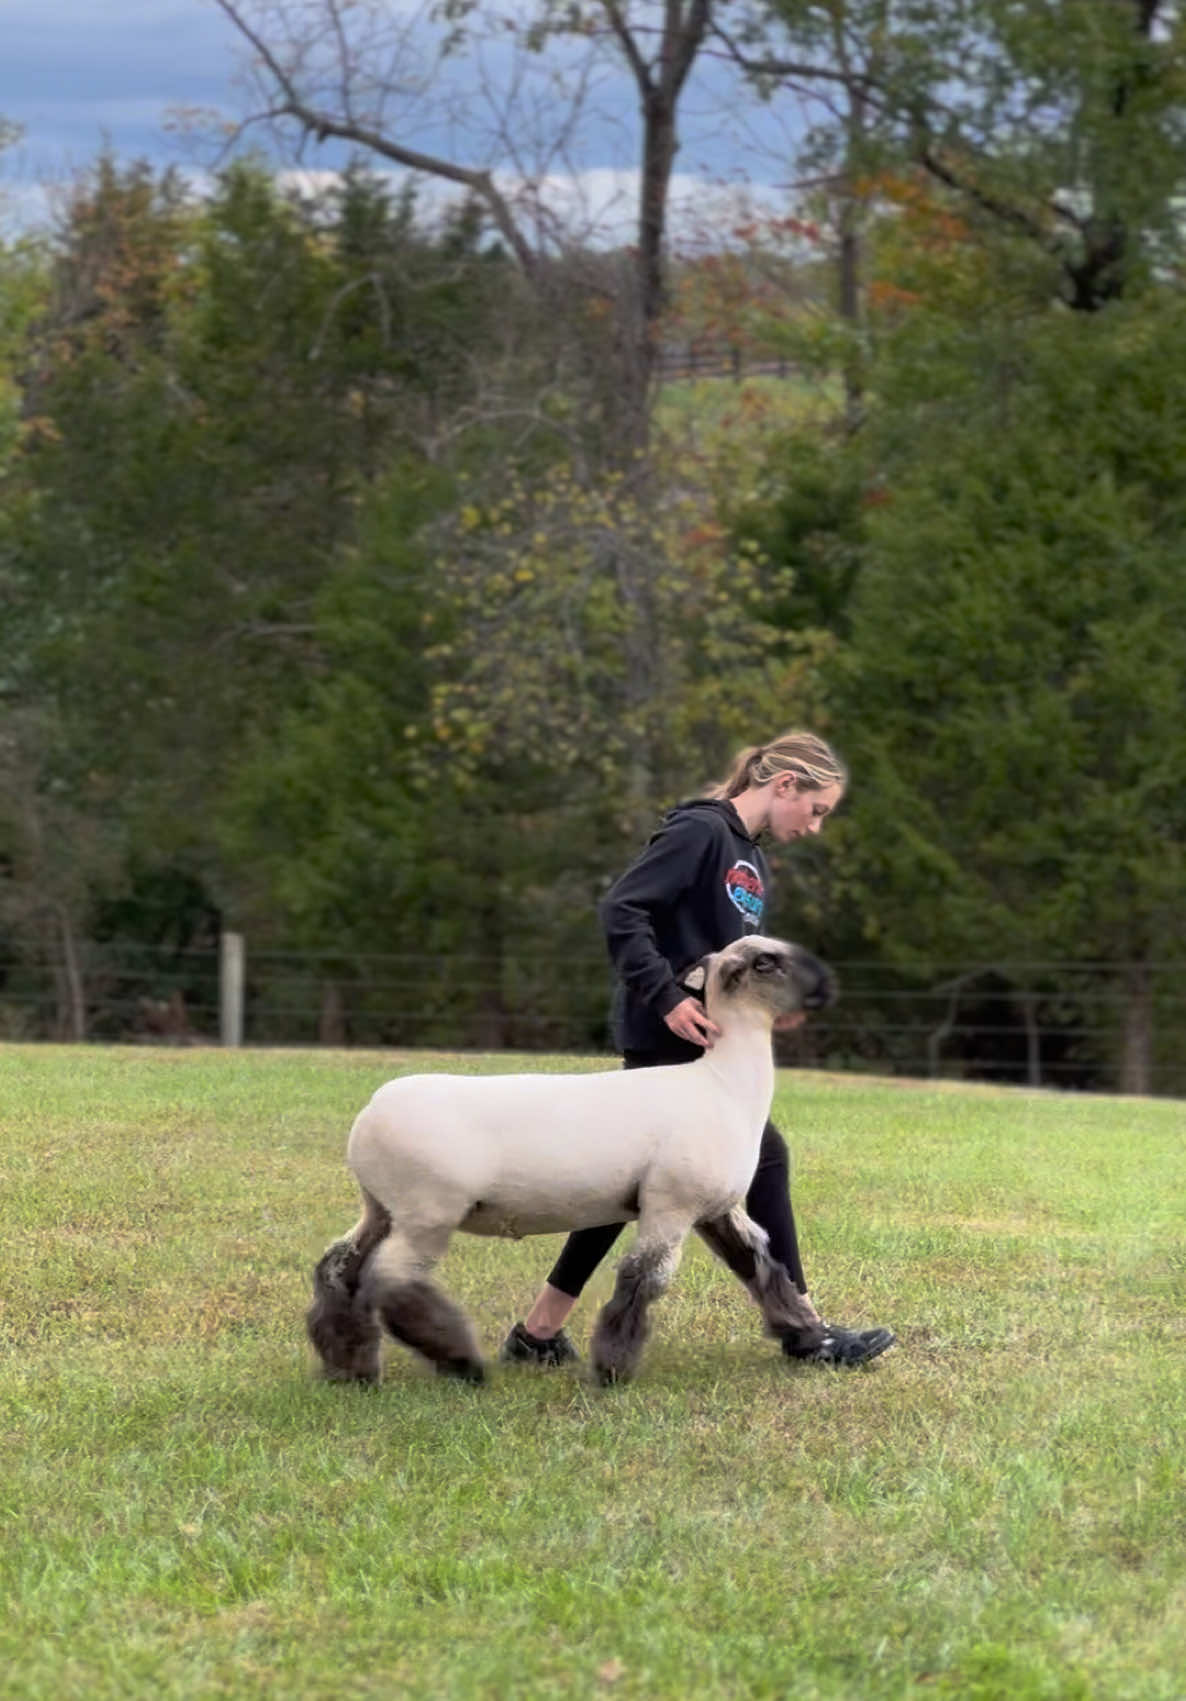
3, 0, 1186, 1092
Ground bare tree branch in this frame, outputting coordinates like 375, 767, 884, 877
709, 19, 889, 106
918, 144, 1053, 244
210, 0, 539, 275
602, 0, 653, 91
207, 0, 730, 442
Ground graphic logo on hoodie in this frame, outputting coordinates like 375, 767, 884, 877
725, 860, 765, 928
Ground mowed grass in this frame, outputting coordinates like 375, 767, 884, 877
1, 1045, 1183, 1701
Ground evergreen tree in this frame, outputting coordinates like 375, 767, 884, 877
833, 299, 1186, 1091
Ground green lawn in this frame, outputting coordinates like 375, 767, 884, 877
1, 1044, 1183, 1699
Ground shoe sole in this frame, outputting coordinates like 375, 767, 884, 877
828, 1329, 896, 1369
786, 1328, 897, 1369
850, 1329, 896, 1366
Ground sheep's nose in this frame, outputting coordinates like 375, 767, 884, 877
801, 959, 838, 1009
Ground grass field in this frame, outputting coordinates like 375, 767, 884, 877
2, 1044, 1183, 1700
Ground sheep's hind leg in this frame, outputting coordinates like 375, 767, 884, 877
590, 1221, 687, 1387
695, 1205, 825, 1354
362, 1232, 486, 1385
306, 1191, 390, 1384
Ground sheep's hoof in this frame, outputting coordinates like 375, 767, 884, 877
321, 1365, 381, 1387
592, 1363, 632, 1388
435, 1357, 486, 1385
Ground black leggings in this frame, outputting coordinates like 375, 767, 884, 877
546, 1047, 809, 1299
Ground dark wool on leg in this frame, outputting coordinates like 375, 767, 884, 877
306, 1239, 384, 1384
590, 1241, 679, 1385
363, 1272, 486, 1384
695, 1207, 825, 1352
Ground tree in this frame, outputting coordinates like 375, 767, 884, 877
0, 208, 48, 689
209, 0, 717, 444
423, 444, 826, 828
14, 156, 506, 823
0, 160, 193, 1034
722, 0, 1186, 313
3, 156, 515, 1034
832, 298, 1186, 1092
213, 416, 830, 1046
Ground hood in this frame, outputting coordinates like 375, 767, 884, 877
661, 797, 756, 844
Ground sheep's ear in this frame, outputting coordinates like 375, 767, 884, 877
682, 960, 708, 993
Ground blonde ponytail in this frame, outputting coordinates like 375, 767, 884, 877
707, 730, 847, 800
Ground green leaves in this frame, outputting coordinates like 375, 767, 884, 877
836, 300, 1186, 976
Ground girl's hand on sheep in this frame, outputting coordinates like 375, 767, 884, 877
665, 997, 722, 1049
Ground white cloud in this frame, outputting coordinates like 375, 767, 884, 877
276, 163, 791, 252
3, 155, 792, 247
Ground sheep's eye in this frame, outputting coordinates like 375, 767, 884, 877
752, 953, 780, 976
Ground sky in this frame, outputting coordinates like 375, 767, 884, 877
1, 2, 238, 175
0, 1, 806, 240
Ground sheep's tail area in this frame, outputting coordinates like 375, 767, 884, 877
305, 1189, 392, 1383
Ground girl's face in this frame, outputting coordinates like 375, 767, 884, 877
766, 779, 844, 845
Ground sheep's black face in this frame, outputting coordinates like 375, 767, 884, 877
785, 945, 838, 1011
711, 936, 838, 1019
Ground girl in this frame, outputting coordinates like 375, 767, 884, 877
501, 730, 895, 1369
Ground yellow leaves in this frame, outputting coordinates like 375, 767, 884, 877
417, 439, 809, 782
19, 414, 62, 448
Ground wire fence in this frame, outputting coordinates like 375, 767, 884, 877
3, 936, 1184, 1098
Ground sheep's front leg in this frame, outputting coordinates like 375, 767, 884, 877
590, 1223, 687, 1387
695, 1205, 826, 1354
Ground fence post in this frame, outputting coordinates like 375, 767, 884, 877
220, 931, 245, 1048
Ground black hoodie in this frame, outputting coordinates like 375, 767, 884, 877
598, 797, 773, 1053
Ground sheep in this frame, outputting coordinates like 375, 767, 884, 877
306, 933, 836, 1387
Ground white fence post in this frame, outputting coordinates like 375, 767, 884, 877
220, 931, 245, 1048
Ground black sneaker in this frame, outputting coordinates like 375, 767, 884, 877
783, 1324, 896, 1368
499, 1320, 581, 1367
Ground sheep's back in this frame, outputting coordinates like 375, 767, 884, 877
344, 1064, 761, 1237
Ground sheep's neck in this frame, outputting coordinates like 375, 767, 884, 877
702, 1019, 776, 1133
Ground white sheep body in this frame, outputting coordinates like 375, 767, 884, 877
307, 934, 834, 1386
347, 1033, 774, 1239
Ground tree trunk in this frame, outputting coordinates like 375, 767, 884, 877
629, 87, 676, 435
833, 45, 868, 432
319, 980, 347, 1046
837, 205, 863, 429
55, 907, 86, 1042
613, 0, 713, 446
1119, 963, 1153, 1096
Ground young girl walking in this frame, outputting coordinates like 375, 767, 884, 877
500, 729, 894, 1370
